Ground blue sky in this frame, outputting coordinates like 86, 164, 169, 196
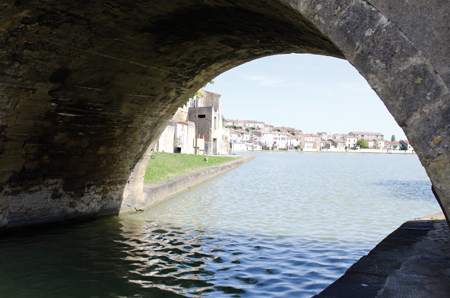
206, 53, 407, 140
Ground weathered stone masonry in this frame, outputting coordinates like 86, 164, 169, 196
0, 0, 449, 229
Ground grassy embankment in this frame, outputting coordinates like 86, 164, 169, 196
144, 152, 238, 184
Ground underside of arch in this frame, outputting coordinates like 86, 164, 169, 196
0, 0, 449, 229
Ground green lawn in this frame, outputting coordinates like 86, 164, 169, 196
144, 152, 238, 184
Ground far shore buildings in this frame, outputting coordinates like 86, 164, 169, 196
155, 105, 414, 154
226, 122, 414, 153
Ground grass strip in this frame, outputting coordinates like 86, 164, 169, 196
144, 152, 238, 184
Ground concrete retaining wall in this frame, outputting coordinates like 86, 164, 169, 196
122, 155, 254, 213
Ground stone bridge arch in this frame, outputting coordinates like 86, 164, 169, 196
1, 0, 449, 229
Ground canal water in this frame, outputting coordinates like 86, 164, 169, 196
0, 152, 441, 298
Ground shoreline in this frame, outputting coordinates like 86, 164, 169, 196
129, 155, 254, 212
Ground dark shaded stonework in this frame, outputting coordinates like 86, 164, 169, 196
0, 0, 449, 229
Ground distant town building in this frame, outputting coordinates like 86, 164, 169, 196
272, 131, 287, 149
385, 140, 401, 150
348, 131, 384, 140
225, 119, 265, 130
300, 134, 317, 150
287, 135, 300, 148
345, 136, 357, 148
317, 132, 328, 140
154, 106, 196, 154
229, 129, 240, 143
264, 124, 274, 131
332, 133, 345, 140
399, 140, 414, 152
188, 90, 229, 155
254, 130, 274, 149
155, 89, 230, 155
331, 139, 346, 150
245, 120, 265, 130
274, 126, 295, 133
366, 139, 376, 148
225, 119, 246, 128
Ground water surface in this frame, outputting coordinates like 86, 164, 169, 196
0, 153, 440, 297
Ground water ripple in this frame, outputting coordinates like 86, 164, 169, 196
106, 219, 374, 297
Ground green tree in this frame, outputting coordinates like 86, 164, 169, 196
357, 138, 368, 148
245, 128, 250, 132
391, 135, 396, 141
400, 144, 408, 150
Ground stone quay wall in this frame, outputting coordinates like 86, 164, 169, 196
120, 155, 254, 214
